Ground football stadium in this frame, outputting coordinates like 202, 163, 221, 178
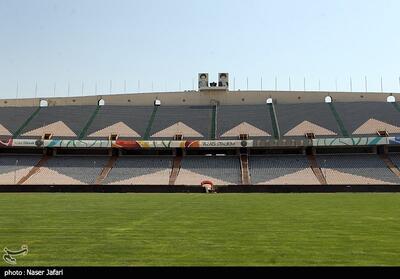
2, 0, 400, 272
1, 75, 400, 267
0, 76, 400, 189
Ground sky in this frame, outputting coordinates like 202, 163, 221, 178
0, 0, 400, 99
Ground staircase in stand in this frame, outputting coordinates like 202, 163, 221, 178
143, 106, 159, 140
78, 105, 101, 139
392, 102, 400, 113
210, 104, 218, 140
94, 155, 118, 185
328, 102, 349, 137
169, 154, 183, 185
380, 154, 400, 178
307, 154, 327, 185
240, 154, 251, 185
268, 102, 281, 140
17, 155, 50, 185
13, 107, 41, 138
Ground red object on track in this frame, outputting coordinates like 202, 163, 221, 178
201, 180, 214, 187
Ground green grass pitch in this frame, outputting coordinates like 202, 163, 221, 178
0, 193, 400, 266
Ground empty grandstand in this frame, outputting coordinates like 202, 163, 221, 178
176, 156, 241, 185
316, 154, 399, 185
104, 156, 172, 185
0, 88, 399, 190
249, 155, 320, 185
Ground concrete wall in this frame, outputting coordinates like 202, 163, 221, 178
0, 90, 398, 107
0, 185, 399, 192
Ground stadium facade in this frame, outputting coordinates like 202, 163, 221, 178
0, 85, 399, 191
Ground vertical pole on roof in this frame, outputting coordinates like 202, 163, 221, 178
350, 77, 353, 92
109, 80, 112, 94
233, 77, 236, 91
179, 81, 181, 91
246, 77, 249, 90
152, 82, 154, 92
274, 76, 277, 91
67, 82, 70, 97
35, 82, 38, 98
335, 78, 338, 92
124, 80, 127, 93
303, 77, 306, 92
365, 76, 368, 92
16, 82, 19, 99
95, 82, 98, 95
381, 77, 383, 93
318, 79, 321, 91
53, 83, 56, 97
261, 77, 263, 90
398, 76, 400, 90
289, 77, 291, 91
81, 81, 84, 96
34, 82, 38, 106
